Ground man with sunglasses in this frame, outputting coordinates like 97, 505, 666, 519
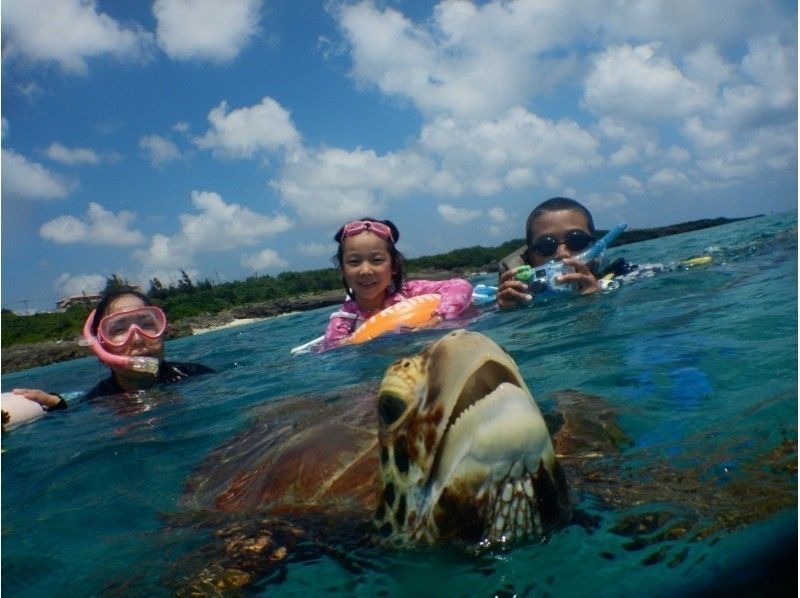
496, 197, 609, 309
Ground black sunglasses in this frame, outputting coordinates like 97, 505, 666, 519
529, 229, 594, 257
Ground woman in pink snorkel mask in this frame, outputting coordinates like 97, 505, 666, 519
10, 286, 213, 414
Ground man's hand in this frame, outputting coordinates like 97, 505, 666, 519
12, 388, 63, 409
559, 259, 601, 295
496, 268, 533, 310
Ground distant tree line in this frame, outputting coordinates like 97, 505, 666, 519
1, 304, 91, 347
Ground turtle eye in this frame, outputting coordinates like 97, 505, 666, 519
378, 392, 407, 426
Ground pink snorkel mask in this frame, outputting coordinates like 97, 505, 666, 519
82, 307, 165, 374
341, 220, 395, 243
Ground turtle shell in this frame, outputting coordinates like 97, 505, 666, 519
182, 383, 381, 518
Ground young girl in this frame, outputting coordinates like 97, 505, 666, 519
323, 218, 474, 346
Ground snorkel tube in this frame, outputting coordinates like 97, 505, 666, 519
574, 222, 628, 263
82, 310, 161, 375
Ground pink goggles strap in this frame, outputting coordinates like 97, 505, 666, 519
341, 220, 394, 243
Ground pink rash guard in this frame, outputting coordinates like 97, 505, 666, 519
323, 278, 474, 346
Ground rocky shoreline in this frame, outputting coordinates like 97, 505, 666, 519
2, 289, 345, 373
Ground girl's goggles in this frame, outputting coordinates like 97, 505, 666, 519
341, 220, 395, 243
529, 229, 594, 257
98, 306, 167, 347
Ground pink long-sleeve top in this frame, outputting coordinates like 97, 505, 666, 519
323, 278, 474, 346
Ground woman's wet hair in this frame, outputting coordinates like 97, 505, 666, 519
523, 197, 596, 265
91, 286, 153, 335
332, 217, 406, 297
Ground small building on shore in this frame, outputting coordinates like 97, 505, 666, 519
56, 293, 101, 311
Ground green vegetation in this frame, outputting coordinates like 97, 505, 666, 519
2, 305, 92, 346
151, 267, 345, 321
407, 239, 524, 271
1, 216, 757, 348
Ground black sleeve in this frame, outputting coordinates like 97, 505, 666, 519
83, 376, 122, 401
43, 393, 68, 412
173, 362, 215, 376
602, 257, 637, 277
158, 362, 216, 384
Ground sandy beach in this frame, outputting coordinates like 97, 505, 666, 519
190, 311, 302, 335
190, 317, 265, 335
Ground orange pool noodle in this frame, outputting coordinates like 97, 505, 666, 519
346, 294, 441, 345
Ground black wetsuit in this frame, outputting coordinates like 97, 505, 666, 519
48, 361, 214, 408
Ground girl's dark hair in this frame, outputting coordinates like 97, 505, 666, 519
523, 197, 596, 265
91, 286, 153, 335
331, 217, 406, 297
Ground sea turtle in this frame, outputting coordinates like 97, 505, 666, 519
169, 330, 795, 593
172, 330, 573, 592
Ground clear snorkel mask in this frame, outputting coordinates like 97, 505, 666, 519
81, 306, 166, 374
516, 223, 628, 297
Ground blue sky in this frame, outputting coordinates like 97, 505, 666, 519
2, 0, 797, 313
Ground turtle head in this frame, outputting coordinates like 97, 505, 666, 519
373, 330, 570, 546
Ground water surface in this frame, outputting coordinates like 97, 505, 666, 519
2, 213, 796, 596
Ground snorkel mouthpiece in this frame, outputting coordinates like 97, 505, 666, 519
517, 223, 628, 297
124, 356, 161, 375
82, 310, 161, 374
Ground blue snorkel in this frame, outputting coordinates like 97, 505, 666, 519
515, 222, 628, 297
577, 222, 628, 263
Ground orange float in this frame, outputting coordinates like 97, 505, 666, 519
345, 294, 441, 345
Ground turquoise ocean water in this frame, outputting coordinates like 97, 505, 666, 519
2, 213, 797, 596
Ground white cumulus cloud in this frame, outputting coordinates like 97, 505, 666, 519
619, 174, 644, 194
713, 36, 797, 131
437, 203, 481, 225
134, 190, 292, 271
488, 207, 508, 223
321, 1, 796, 212
420, 108, 601, 195
40, 202, 145, 245
2, 0, 152, 74
649, 168, 691, 188
336, 0, 577, 120
180, 190, 292, 248
487, 206, 511, 237
582, 191, 628, 211
44, 142, 100, 165
154, 0, 261, 62
273, 147, 435, 226
241, 248, 288, 272
584, 43, 712, 120
140, 134, 181, 166
682, 117, 730, 150
297, 242, 332, 257
1, 148, 74, 200
54, 273, 106, 298
194, 97, 301, 158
